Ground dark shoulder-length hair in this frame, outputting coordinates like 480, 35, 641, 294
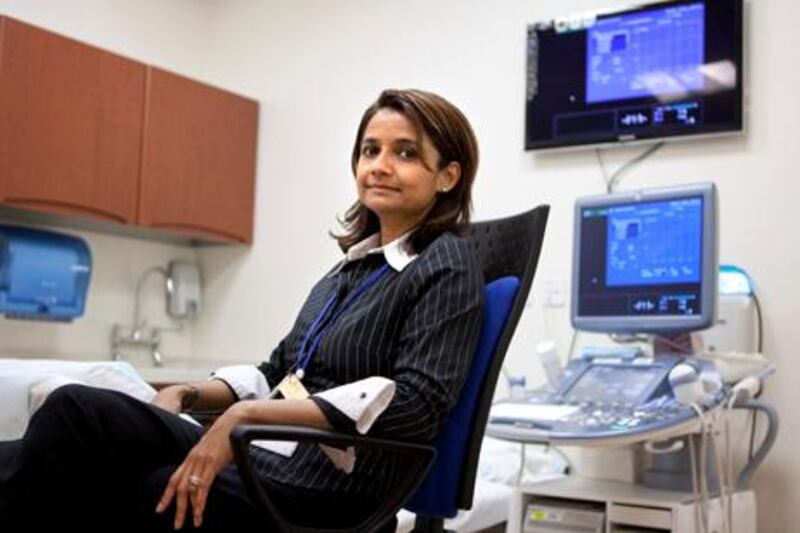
333, 89, 479, 254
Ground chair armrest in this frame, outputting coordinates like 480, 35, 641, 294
230, 424, 436, 533
231, 424, 435, 453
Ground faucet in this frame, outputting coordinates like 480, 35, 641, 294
111, 262, 197, 365
111, 324, 164, 366
111, 266, 172, 366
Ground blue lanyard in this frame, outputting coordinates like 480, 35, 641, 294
295, 262, 391, 378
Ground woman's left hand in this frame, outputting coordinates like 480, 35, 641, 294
155, 402, 251, 529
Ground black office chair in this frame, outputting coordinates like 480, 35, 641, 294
230, 205, 550, 533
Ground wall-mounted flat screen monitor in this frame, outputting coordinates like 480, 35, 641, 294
525, 0, 744, 151
571, 183, 718, 334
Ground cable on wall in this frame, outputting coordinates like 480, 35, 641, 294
596, 141, 666, 193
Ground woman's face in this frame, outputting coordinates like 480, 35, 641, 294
355, 109, 459, 232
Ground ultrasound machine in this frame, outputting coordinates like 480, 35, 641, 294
488, 183, 777, 532
491, 183, 724, 445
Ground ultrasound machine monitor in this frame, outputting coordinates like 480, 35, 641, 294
525, 0, 744, 150
571, 183, 718, 334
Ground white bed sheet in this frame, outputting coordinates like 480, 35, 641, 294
0, 359, 156, 439
396, 436, 567, 532
396, 479, 513, 533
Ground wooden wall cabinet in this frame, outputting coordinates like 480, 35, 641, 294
139, 68, 258, 244
0, 17, 145, 225
0, 16, 259, 245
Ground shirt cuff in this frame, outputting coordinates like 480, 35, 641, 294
312, 377, 396, 434
311, 396, 357, 434
211, 365, 271, 401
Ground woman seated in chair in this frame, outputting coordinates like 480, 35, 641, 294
0, 88, 483, 531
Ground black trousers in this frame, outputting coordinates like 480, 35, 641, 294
0, 384, 376, 531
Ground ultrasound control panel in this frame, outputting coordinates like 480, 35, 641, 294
488, 356, 724, 443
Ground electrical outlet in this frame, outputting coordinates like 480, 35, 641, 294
542, 279, 565, 308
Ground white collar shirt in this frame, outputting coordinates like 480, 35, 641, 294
337, 231, 417, 274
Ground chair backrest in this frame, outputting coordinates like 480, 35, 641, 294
404, 205, 550, 518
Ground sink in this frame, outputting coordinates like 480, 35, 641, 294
136, 365, 218, 386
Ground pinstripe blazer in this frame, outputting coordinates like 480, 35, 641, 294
252, 231, 484, 502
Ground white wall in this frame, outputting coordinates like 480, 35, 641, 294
1, 0, 798, 529
0, 0, 214, 75
191, 1, 800, 530
0, 0, 218, 362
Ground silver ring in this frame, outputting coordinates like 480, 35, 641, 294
189, 474, 202, 488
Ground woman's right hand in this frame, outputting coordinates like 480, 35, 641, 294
151, 384, 190, 414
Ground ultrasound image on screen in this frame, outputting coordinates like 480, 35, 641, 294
524, 0, 743, 150
606, 198, 702, 287
586, 3, 705, 104
577, 196, 704, 317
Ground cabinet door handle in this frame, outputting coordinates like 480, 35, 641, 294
2, 197, 128, 224
147, 222, 245, 244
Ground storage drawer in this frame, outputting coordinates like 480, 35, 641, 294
608, 503, 672, 529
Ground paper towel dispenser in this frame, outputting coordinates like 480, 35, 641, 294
0, 225, 91, 321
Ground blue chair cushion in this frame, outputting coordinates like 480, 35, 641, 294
405, 276, 520, 517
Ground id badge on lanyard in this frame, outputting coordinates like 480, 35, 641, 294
275, 373, 310, 399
